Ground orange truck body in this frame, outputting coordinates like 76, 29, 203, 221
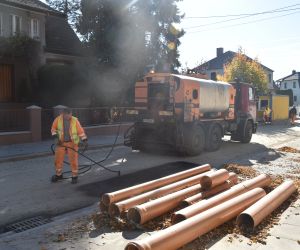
125, 73, 257, 155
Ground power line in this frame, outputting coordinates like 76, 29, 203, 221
184, 3, 300, 19
184, 5, 300, 30
186, 10, 300, 35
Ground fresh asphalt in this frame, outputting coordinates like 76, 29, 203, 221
0, 122, 299, 231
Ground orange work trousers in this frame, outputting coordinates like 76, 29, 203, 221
55, 142, 78, 177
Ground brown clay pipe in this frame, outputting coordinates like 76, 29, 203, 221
125, 188, 266, 250
102, 164, 211, 206
181, 172, 238, 207
237, 180, 297, 231
172, 174, 271, 224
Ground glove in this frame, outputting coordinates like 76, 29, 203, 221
52, 134, 61, 145
82, 138, 88, 148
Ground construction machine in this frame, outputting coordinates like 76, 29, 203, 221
125, 73, 257, 155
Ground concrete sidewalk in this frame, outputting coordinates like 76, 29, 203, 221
0, 134, 124, 163
0, 197, 299, 250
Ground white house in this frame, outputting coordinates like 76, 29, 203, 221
192, 48, 274, 90
278, 70, 300, 106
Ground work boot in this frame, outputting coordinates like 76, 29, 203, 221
51, 174, 63, 183
71, 176, 78, 184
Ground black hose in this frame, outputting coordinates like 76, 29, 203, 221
50, 123, 122, 179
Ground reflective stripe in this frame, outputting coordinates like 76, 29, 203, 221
71, 117, 80, 145
57, 116, 80, 145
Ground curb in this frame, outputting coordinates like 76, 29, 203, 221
0, 143, 124, 164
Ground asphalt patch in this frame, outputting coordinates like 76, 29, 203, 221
77, 161, 199, 198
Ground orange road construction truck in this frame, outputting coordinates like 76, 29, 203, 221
124, 73, 257, 155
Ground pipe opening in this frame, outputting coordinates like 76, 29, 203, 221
200, 176, 212, 190
236, 213, 255, 232
171, 214, 186, 224
108, 203, 121, 217
180, 200, 191, 208
99, 201, 108, 213
127, 208, 141, 224
125, 243, 141, 250
102, 194, 111, 206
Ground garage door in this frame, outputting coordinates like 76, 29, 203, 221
0, 64, 13, 102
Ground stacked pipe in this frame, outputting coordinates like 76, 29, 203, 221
99, 164, 297, 250
101, 163, 211, 212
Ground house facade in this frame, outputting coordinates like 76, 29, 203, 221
0, 0, 82, 104
192, 48, 274, 91
278, 70, 300, 106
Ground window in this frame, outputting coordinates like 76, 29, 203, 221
30, 18, 39, 39
0, 14, 3, 36
293, 82, 296, 88
249, 87, 254, 101
268, 74, 272, 83
284, 82, 287, 89
10, 15, 21, 35
260, 100, 269, 110
210, 72, 216, 81
294, 96, 297, 102
192, 89, 198, 99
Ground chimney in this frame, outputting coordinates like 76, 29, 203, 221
292, 70, 296, 74
217, 47, 224, 57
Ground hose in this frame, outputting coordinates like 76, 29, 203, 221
50, 123, 122, 179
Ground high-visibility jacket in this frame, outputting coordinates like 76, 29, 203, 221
264, 108, 271, 116
51, 115, 87, 145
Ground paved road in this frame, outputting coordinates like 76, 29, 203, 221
0, 123, 299, 229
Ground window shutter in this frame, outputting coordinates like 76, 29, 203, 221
9, 15, 13, 36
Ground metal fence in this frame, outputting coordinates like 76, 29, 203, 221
71, 107, 136, 126
0, 109, 30, 132
0, 106, 136, 136
41, 109, 54, 140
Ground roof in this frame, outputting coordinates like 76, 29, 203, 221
45, 15, 83, 56
277, 72, 300, 82
193, 50, 274, 73
0, 0, 64, 16
171, 73, 230, 85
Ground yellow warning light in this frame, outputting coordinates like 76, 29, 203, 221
167, 42, 176, 50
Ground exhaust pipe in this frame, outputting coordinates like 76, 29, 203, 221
109, 170, 215, 217
102, 164, 211, 206
125, 188, 266, 250
200, 169, 230, 190
181, 172, 238, 207
172, 174, 271, 224
237, 180, 297, 231
127, 170, 230, 224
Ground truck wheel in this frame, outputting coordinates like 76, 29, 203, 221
184, 125, 205, 156
241, 121, 253, 143
205, 124, 222, 151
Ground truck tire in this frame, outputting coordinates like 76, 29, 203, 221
205, 124, 222, 151
184, 125, 205, 156
241, 121, 253, 143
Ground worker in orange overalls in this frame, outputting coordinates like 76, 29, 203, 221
51, 108, 87, 184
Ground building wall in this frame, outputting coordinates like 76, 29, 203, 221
0, 4, 46, 46
257, 95, 289, 121
272, 95, 289, 120
279, 74, 300, 106
204, 68, 273, 89
204, 69, 224, 80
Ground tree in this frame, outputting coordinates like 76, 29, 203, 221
76, 0, 184, 105
46, 0, 80, 28
77, 0, 184, 71
218, 48, 268, 93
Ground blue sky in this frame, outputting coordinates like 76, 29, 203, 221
41, 0, 299, 79
178, 0, 300, 79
